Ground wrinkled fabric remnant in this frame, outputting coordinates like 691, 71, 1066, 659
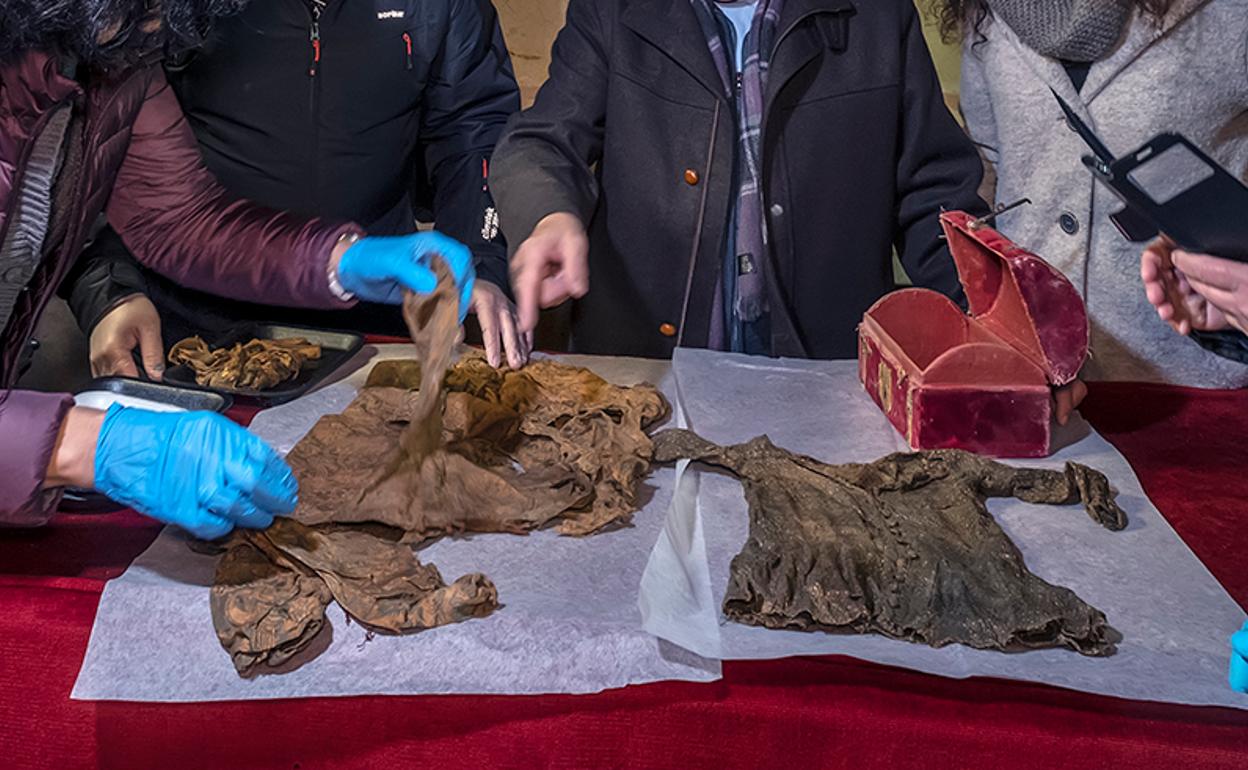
288, 356, 670, 538
169, 336, 322, 390
652, 429, 1128, 656
210, 518, 497, 675
208, 263, 668, 675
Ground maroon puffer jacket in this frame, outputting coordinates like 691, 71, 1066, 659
0, 51, 362, 526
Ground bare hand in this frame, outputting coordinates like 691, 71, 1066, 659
1171, 249, 1248, 336
1052, 379, 1088, 427
471, 280, 533, 369
1140, 238, 1230, 336
89, 294, 165, 380
510, 212, 589, 333
44, 407, 106, 489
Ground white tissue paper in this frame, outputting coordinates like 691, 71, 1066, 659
639, 348, 1248, 710
71, 346, 719, 702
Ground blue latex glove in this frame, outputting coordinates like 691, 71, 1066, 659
1231, 621, 1248, 693
93, 405, 297, 539
337, 231, 475, 321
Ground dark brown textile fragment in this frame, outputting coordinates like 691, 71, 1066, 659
169, 336, 322, 390
210, 519, 498, 676
211, 539, 333, 674
209, 264, 666, 675
288, 355, 669, 538
652, 429, 1128, 656
208, 266, 502, 676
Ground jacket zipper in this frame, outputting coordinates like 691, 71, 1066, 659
307, 0, 326, 210
308, 0, 325, 77
402, 32, 414, 70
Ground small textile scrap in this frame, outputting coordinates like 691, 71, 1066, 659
653, 429, 1129, 656
169, 336, 321, 390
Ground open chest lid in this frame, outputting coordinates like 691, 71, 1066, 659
940, 210, 1089, 385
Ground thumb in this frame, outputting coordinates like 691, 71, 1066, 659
137, 317, 166, 381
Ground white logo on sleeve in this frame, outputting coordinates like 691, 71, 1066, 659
482, 207, 500, 241
377, 9, 406, 19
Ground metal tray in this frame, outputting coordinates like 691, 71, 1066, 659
62, 377, 233, 513
161, 323, 365, 407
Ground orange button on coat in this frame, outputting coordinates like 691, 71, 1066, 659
659, 323, 677, 337
683, 169, 700, 186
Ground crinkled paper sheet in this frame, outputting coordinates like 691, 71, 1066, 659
639, 348, 1248, 710
72, 346, 719, 702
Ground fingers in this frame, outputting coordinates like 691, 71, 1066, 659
137, 317, 166, 381
183, 513, 235, 541
1233, 627, 1248, 657
205, 487, 275, 531
213, 424, 298, 528
561, 234, 590, 298
537, 273, 578, 309
498, 302, 525, 369
1140, 247, 1166, 287
1053, 380, 1088, 427
512, 247, 544, 334
459, 262, 476, 324
522, 328, 535, 361
1231, 629, 1248, 693
413, 232, 475, 319
1184, 277, 1238, 313
393, 258, 438, 297
1068, 380, 1088, 421
93, 347, 139, 379
1054, 391, 1071, 426
1173, 251, 1242, 291
477, 291, 502, 367
420, 232, 474, 283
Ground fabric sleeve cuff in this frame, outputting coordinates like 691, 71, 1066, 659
0, 391, 74, 527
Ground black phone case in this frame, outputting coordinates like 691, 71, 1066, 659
1085, 133, 1248, 263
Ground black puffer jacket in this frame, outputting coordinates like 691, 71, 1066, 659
67, 0, 519, 336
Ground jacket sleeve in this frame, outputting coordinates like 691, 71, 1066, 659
105, 70, 362, 310
489, 0, 610, 253
420, 0, 521, 294
892, 3, 989, 301
0, 390, 73, 527
61, 227, 151, 335
1191, 329, 1248, 365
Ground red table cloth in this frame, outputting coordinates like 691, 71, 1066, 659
2, 382, 1246, 770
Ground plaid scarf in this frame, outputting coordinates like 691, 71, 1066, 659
690, 0, 783, 327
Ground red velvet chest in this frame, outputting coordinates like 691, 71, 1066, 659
858, 211, 1089, 458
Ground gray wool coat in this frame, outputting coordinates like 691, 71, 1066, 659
960, 0, 1248, 387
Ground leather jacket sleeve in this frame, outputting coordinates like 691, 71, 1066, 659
60, 227, 150, 335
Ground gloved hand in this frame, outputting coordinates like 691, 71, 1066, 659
1231, 621, 1248, 693
93, 405, 297, 539
336, 231, 475, 321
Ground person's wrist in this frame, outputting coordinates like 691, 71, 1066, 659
45, 407, 107, 489
533, 211, 583, 237
328, 232, 362, 301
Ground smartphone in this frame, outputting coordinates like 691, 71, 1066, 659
1083, 133, 1248, 263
